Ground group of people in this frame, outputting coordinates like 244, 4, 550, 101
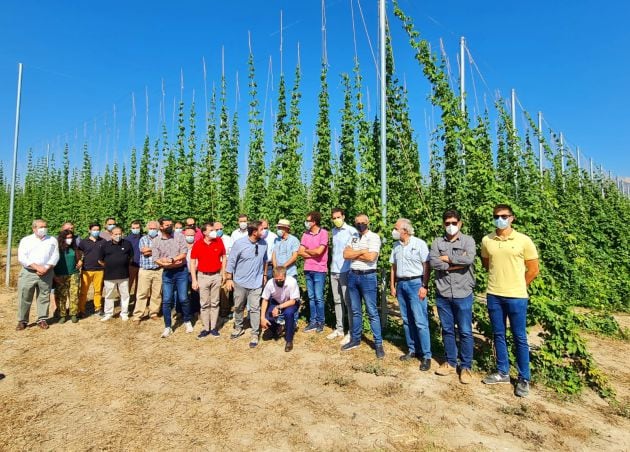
15, 203, 539, 397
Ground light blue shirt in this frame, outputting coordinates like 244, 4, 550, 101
226, 237, 268, 290
389, 236, 429, 278
272, 234, 300, 276
331, 223, 357, 273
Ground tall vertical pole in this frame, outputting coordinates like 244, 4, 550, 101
511, 89, 516, 132
379, 0, 387, 324
459, 37, 465, 114
576, 146, 582, 188
560, 132, 565, 176
6, 63, 23, 287
537, 111, 543, 176
590, 157, 594, 181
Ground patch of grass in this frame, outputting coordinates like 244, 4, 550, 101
500, 403, 533, 419
352, 362, 392, 377
381, 381, 403, 397
322, 371, 355, 388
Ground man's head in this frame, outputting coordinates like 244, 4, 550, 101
305, 211, 321, 231
273, 265, 287, 286
202, 222, 217, 240
393, 218, 413, 241
247, 220, 263, 240
32, 219, 48, 238
185, 217, 196, 228
130, 220, 142, 235
159, 217, 174, 236
184, 226, 196, 244
111, 226, 123, 243
276, 219, 291, 238
213, 221, 225, 238
260, 219, 270, 239
238, 214, 248, 230
89, 222, 101, 238
146, 220, 159, 238
61, 222, 74, 233
174, 221, 183, 232
354, 214, 369, 235
492, 204, 514, 230
331, 208, 345, 228
105, 217, 116, 231
442, 209, 462, 237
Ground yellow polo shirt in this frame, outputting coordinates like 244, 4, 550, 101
481, 229, 538, 298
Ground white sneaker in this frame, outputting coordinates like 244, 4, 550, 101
100, 314, 113, 322
340, 333, 351, 345
326, 330, 344, 340
184, 321, 194, 333
161, 327, 173, 338
120, 314, 129, 322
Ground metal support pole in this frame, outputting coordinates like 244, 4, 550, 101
459, 37, 465, 114
511, 89, 516, 132
537, 111, 543, 176
5, 63, 23, 287
560, 132, 565, 176
379, 0, 388, 324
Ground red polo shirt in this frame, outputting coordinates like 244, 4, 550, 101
190, 238, 226, 272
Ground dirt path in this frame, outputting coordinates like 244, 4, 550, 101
0, 286, 628, 451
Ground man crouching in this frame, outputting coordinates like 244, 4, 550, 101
260, 266, 300, 352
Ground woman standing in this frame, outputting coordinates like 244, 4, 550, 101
54, 230, 82, 323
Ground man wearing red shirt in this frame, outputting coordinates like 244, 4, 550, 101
191, 223, 227, 338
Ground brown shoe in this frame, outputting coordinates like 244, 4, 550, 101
435, 362, 456, 376
16, 321, 27, 331
284, 341, 293, 352
37, 320, 49, 330
150, 314, 159, 321
459, 368, 473, 384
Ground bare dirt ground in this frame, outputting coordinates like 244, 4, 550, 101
0, 265, 628, 450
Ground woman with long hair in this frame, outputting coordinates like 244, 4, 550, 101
54, 229, 82, 323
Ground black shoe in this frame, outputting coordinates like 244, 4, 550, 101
419, 358, 432, 371
341, 341, 361, 352
399, 352, 415, 361
515, 377, 530, 397
375, 345, 385, 359
285, 341, 293, 352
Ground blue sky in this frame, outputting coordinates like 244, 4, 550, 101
0, 0, 628, 182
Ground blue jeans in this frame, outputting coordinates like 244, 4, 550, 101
396, 279, 432, 359
436, 293, 473, 369
266, 298, 299, 342
305, 270, 326, 325
348, 271, 382, 346
486, 294, 530, 380
162, 267, 191, 328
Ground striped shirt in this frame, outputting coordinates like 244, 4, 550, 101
138, 235, 159, 270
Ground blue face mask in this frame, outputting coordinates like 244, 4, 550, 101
91, 230, 100, 238
148, 229, 158, 238
216, 230, 224, 238
493, 217, 510, 230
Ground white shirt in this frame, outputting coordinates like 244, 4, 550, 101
331, 223, 357, 273
230, 228, 248, 243
263, 230, 278, 261
18, 234, 59, 269
221, 235, 234, 256
262, 275, 300, 303
389, 236, 429, 278
348, 230, 381, 271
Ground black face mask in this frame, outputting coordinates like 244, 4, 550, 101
275, 279, 285, 287
164, 227, 174, 235
355, 223, 368, 233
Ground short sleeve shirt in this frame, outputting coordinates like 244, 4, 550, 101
272, 234, 300, 276
101, 239, 133, 280
331, 223, 358, 273
389, 236, 429, 278
152, 234, 188, 261
348, 230, 381, 271
481, 229, 538, 298
78, 237, 105, 271
190, 238, 226, 273
262, 275, 300, 303
300, 228, 329, 273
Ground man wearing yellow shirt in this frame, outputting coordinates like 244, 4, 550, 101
481, 204, 539, 397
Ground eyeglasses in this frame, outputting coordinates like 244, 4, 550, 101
444, 221, 458, 226
493, 214, 511, 220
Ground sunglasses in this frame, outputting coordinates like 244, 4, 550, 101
444, 221, 458, 226
255, 243, 259, 256
493, 214, 511, 220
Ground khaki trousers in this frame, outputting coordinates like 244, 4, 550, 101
133, 268, 163, 320
198, 272, 222, 331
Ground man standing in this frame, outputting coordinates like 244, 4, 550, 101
183, 227, 201, 316
132, 221, 162, 323
329, 208, 357, 343
185, 217, 204, 242
224, 221, 268, 348
152, 217, 194, 338
190, 223, 226, 338
230, 214, 249, 243
99, 217, 117, 241
125, 220, 143, 303
298, 211, 329, 333
214, 221, 234, 320
99, 227, 133, 322
260, 266, 301, 352
342, 214, 384, 358
389, 218, 432, 371
78, 223, 106, 317
260, 219, 278, 279
16, 219, 59, 330
271, 219, 300, 278
430, 209, 476, 383
481, 204, 539, 397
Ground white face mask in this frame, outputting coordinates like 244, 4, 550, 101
36, 227, 48, 238
277, 229, 285, 238
112, 235, 122, 242
239, 221, 248, 230
391, 229, 401, 241
208, 230, 217, 239
65, 238, 73, 245
445, 224, 459, 236
185, 236, 195, 244
304, 221, 313, 230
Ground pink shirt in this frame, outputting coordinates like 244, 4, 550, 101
300, 228, 329, 273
